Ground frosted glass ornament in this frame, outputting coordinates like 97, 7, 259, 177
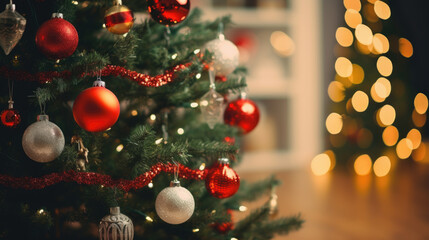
22, 114, 64, 163
0, 3, 26, 55
204, 34, 239, 77
155, 180, 195, 224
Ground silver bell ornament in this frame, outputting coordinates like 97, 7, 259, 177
155, 180, 195, 224
99, 207, 134, 240
0, 1, 26, 55
204, 31, 239, 77
22, 114, 65, 163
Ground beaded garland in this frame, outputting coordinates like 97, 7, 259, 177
0, 163, 206, 192
0, 63, 190, 87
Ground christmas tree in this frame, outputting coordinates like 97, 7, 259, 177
312, 0, 427, 177
0, 0, 302, 239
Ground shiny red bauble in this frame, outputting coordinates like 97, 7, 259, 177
147, 0, 190, 26
1, 108, 21, 127
35, 14, 78, 60
72, 85, 120, 132
205, 158, 240, 199
224, 98, 260, 134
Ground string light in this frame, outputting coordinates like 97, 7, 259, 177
239, 206, 248, 212
116, 144, 124, 152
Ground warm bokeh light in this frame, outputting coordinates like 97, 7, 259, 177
373, 156, 391, 177
412, 110, 427, 127
354, 154, 372, 176
382, 126, 399, 146
335, 57, 353, 77
351, 91, 369, 112
414, 93, 428, 114
344, 0, 361, 11
345, 9, 362, 29
311, 153, 332, 176
377, 105, 396, 126
326, 113, 343, 134
396, 138, 413, 159
407, 129, 422, 149
328, 81, 346, 102
355, 24, 373, 45
336, 27, 354, 47
370, 84, 385, 103
399, 38, 413, 58
375, 77, 391, 98
376, 56, 393, 77
372, 33, 389, 54
374, 0, 391, 20
270, 31, 295, 57
349, 64, 365, 84
371, 77, 391, 103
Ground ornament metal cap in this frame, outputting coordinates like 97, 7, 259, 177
51, 12, 64, 19
218, 157, 230, 164
109, 206, 121, 215
37, 114, 49, 121
93, 80, 106, 87
5, 3, 16, 11
114, 0, 123, 5
170, 180, 181, 187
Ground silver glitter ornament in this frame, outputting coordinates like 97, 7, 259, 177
204, 34, 239, 77
22, 114, 65, 163
99, 207, 134, 240
200, 70, 225, 129
0, 1, 26, 55
155, 180, 195, 224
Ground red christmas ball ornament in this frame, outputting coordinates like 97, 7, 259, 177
72, 80, 120, 132
35, 13, 78, 60
205, 158, 240, 199
224, 98, 259, 134
1, 101, 20, 127
104, 1, 134, 35
147, 0, 190, 26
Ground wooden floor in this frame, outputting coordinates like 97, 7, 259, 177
237, 162, 429, 240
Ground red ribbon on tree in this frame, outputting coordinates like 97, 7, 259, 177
0, 163, 206, 192
0, 63, 191, 87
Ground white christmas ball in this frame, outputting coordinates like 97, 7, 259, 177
204, 37, 239, 77
22, 114, 65, 163
155, 181, 195, 224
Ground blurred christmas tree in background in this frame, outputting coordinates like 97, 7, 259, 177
313, 0, 428, 177
0, 0, 302, 239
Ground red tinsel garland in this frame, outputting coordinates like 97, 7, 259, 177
0, 163, 207, 192
0, 64, 191, 87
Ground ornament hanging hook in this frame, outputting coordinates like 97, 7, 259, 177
173, 160, 179, 182
7, 78, 14, 109
209, 69, 216, 90
164, 26, 171, 48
